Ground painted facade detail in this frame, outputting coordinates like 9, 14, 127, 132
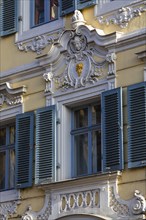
109, 187, 130, 217
131, 190, 146, 215
98, 4, 146, 28
60, 189, 99, 212
41, 11, 118, 92
21, 192, 51, 220
17, 35, 59, 55
0, 82, 26, 107
0, 201, 20, 220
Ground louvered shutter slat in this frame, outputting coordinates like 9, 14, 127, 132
60, 0, 75, 16
102, 88, 123, 172
77, 0, 97, 10
128, 82, 146, 168
0, 0, 17, 36
35, 105, 56, 185
16, 112, 34, 188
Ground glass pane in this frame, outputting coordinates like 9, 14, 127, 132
0, 128, 6, 146
74, 108, 88, 128
0, 152, 5, 190
9, 125, 15, 145
92, 104, 101, 125
9, 150, 15, 188
50, 0, 58, 20
92, 131, 101, 173
75, 134, 88, 176
35, 0, 44, 25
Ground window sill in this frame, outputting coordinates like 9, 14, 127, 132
0, 189, 20, 202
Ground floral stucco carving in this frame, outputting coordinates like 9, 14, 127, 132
98, 3, 146, 28
17, 34, 60, 55
0, 201, 20, 220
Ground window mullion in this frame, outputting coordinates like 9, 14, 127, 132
45, 0, 49, 22
5, 150, 9, 189
88, 131, 92, 174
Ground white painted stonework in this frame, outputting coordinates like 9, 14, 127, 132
21, 172, 146, 220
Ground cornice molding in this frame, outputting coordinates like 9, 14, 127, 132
0, 82, 27, 107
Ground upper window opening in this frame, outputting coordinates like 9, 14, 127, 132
32, 0, 59, 27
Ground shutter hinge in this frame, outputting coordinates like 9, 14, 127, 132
18, 16, 23, 22
56, 118, 61, 124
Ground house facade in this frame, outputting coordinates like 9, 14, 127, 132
0, 0, 146, 219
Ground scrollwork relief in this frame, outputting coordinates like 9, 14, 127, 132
98, 4, 146, 28
17, 35, 59, 55
131, 190, 146, 215
50, 32, 107, 91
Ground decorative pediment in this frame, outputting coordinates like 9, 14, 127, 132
35, 10, 120, 93
0, 82, 27, 107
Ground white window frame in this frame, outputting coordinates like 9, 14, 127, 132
46, 81, 111, 181
0, 105, 22, 202
15, 0, 64, 43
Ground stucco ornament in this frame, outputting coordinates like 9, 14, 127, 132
17, 34, 59, 55
131, 190, 146, 215
53, 32, 106, 90
98, 3, 146, 28
71, 10, 86, 29
43, 69, 54, 93
0, 201, 20, 220
0, 82, 26, 107
106, 53, 117, 75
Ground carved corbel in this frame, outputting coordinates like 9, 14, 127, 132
106, 53, 117, 75
43, 65, 54, 94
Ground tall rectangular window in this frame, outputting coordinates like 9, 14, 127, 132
0, 124, 15, 191
71, 102, 101, 177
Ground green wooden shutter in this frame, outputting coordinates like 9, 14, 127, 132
77, 0, 97, 10
102, 88, 123, 172
60, 0, 75, 16
35, 105, 56, 185
127, 82, 146, 168
15, 112, 34, 188
0, 0, 17, 36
